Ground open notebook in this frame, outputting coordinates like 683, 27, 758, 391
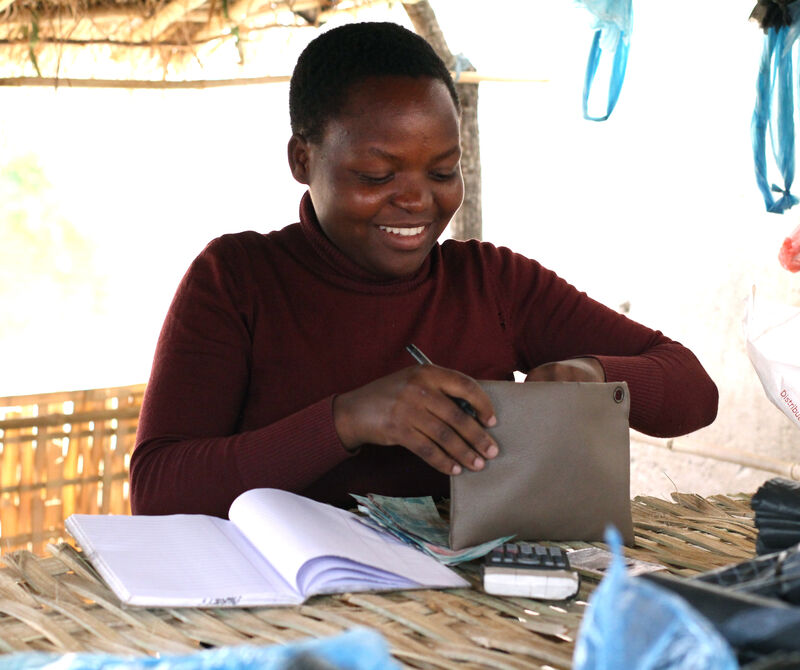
66, 488, 468, 607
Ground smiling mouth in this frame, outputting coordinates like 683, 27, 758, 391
378, 225, 426, 237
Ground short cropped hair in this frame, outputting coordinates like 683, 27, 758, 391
289, 21, 460, 144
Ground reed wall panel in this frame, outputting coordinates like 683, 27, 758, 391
0, 385, 145, 555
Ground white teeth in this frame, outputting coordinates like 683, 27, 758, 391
379, 225, 425, 237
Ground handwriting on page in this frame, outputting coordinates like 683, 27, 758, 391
200, 595, 242, 607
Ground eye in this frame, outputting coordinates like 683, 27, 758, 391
430, 168, 459, 182
357, 173, 393, 185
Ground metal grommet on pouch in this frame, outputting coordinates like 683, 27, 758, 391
613, 386, 625, 404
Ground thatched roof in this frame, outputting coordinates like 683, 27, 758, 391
0, 0, 405, 81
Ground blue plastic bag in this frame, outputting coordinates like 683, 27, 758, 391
752, 1, 800, 214
0, 628, 399, 670
573, 528, 739, 670
576, 0, 633, 121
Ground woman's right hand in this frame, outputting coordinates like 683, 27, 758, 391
332, 365, 498, 475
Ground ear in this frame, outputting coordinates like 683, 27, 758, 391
288, 134, 311, 185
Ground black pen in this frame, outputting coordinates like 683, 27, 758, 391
405, 344, 480, 421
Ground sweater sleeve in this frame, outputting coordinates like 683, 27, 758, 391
130, 236, 352, 517
495, 247, 718, 438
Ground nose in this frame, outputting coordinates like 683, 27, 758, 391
392, 175, 433, 213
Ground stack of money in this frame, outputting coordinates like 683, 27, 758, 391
351, 493, 512, 565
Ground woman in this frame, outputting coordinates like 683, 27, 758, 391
130, 22, 718, 517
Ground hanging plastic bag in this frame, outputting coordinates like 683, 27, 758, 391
576, 0, 633, 121
573, 527, 738, 670
744, 287, 800, 431
751, 0, 800, 213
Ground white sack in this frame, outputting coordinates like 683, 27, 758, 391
744, 287, 800, 430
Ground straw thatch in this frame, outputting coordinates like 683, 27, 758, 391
0, 0, 406, 79
0, 492, 756, 663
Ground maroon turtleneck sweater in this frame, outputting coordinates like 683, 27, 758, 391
130, 193, 718, 517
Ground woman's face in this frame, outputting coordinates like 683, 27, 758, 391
289, 75, 464, 279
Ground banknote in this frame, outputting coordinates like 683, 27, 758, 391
354, 494, 449, 544
351, 493, 512, 565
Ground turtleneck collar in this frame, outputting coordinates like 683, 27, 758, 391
297, 191, 438, 294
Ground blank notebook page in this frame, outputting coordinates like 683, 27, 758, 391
66, 514, 299, 606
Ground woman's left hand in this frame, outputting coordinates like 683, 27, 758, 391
525, 357, 606, 383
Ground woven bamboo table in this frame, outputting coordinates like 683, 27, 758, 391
0, 493, 756, 669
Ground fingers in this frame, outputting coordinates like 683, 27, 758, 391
394, 366, 498, 474
525, 363, 559, 382
411, 396, 498, 475
332, 364, 499, 476
525, 357, 606, 383
427, 367, 497, 429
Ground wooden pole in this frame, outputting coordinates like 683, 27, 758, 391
0, 72, 545, 89
0, 74, 291, 88
403, 0, 482, 241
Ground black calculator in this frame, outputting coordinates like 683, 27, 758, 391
482, 542, 580, 599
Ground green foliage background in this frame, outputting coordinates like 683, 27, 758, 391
0, 154, 107, 340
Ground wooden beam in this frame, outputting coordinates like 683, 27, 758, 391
0, 74, 291, 88
451, 71, 548, 85
0, 70, 545, 86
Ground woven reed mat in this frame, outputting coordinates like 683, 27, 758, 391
0, 493, 755, 668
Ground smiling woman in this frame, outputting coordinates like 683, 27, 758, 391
129, 21, 719, 519
288, 75, 464, 278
